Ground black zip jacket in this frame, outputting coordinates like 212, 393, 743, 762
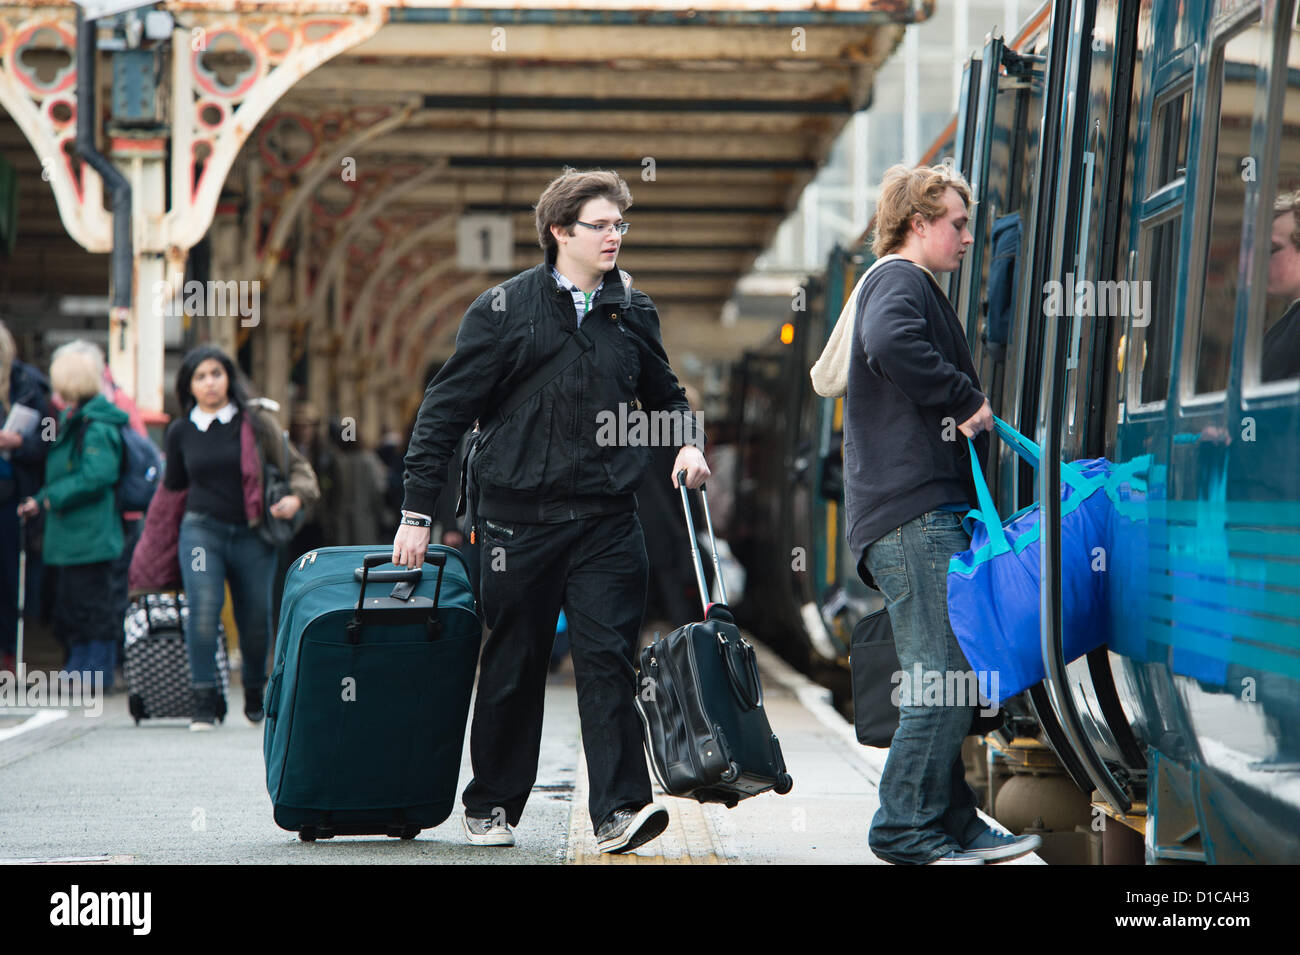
402, 257, 703, 523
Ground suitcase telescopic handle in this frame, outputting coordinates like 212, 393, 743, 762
361, 551, 446, 570
677, 469, 728, 612
350, 550, 448, 644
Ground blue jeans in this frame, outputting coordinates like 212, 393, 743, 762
861, 509, 987, 864
178, 512, 276, 690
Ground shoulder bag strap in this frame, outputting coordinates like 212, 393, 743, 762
480, 327, 593, 433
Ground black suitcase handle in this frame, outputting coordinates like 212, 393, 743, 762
719, 632, 762, 711
677, 469, 728, 611
349, 551, 447, 644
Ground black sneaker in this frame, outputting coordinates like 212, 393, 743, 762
190, 687, 220, 732
244, 683, 266, 724
596, 803, 669, 854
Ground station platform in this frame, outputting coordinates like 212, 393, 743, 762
0, 631, 1043, 866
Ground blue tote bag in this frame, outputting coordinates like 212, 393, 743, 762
946, 417, 1149, 702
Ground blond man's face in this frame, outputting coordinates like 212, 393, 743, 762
914, 187, 973, 274
1267, 211, 1300, 302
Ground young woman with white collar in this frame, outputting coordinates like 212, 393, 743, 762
161, 346, 318, 730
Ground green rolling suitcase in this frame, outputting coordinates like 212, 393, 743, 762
263, 545, 480, 841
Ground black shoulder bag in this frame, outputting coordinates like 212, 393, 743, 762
258, 428, 306, 548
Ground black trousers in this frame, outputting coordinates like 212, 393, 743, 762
462, 511, 651, 830
53, 560, 118, 647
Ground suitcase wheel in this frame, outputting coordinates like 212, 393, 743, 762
400, 825, 420, 840
299, 827, 317, 842
721, 761, 740, 783
774, 773, 794, 796
128, 694, 145, 724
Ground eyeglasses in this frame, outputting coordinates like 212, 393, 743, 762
574, 220, 629, 236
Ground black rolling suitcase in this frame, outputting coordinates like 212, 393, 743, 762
123, 592, 230, 724
635, 472, 793, 807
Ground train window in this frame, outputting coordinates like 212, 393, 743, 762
1131, 210, 1182, 407
1149, 84, 1191, 192
1187, 12, 1264, 397
1246, 4, 1300, 387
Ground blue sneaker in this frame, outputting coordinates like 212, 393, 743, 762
961, 827, 1042, 862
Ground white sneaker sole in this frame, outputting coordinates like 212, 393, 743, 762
965, 833, 1042, 862
462, 815, 515, 847
189, 722, 215, 732
597, 804, 669, 854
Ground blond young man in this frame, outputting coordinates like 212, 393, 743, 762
845, 163, 1039, 864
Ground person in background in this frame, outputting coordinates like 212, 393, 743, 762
1263, 189, 1300, 382
130, 345, 319, 729
289, 401, 333, 553
18, 341, 126, 690
325, 419, 386, 546
102, 365, 152, 682
0, 322, 52, 675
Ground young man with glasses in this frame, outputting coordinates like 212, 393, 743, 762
393, 168, 709, 854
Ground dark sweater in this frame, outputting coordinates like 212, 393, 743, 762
164, 412, 247, 525
844, 259, 991, 564
1262, 300, 1300, 383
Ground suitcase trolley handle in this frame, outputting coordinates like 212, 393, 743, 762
348, 550, 447, 645
678, 472, 762, 711
676, 469, 728, 610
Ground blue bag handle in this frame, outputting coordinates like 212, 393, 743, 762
965, 436, 1012, 556
962, 417, 1105, 560
990, 416, 1097, 497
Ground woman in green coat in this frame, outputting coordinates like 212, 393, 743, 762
18, 341, 127, 690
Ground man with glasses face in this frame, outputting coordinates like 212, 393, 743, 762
394, 168, 708, 854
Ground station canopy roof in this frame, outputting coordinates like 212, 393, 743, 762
1, 0, 927, 360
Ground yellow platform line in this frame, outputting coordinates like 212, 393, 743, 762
567, 731, 726, 865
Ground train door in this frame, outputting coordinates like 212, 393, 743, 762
951, 34, 1047, 516
1037, 0, 1156, 807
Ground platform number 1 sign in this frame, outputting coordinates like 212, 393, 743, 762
458, 214, 514, 271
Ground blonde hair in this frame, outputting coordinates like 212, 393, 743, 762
49, 340, 105, 404
1274, 190, 1300, 250
871, 162, 973, 258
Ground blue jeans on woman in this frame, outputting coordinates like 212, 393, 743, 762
860, 508, 987, 864
178, 512, 276, 691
